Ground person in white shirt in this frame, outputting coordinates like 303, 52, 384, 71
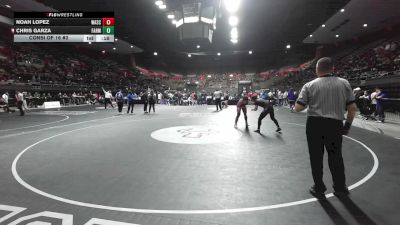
102, 87, 114, 109
278, 90, 284, 106
283, 91, 288, 106
71, 92, 77, 105
158, 92, 162, 104
168, 93, 173, 105
370, 90, 378, 117
1, 92, 10, 113
16, 91, 25, 116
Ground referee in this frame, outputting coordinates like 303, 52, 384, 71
295, 57, 357, 198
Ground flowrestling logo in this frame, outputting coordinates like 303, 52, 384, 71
151, 125, 242, 144
0, 203, 138, 224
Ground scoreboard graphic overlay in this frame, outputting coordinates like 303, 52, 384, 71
13, 12, 115, 43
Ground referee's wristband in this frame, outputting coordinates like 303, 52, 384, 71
343, 121, 352, 130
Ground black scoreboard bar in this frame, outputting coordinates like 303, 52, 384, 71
15, 19, 108, 26
13, 12, 115, 43
15, 27, 106, 34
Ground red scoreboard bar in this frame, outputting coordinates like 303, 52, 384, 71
13, 12, 115, 43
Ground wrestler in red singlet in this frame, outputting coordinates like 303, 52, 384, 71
234, 96, 249, 128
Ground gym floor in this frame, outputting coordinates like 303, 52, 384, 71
0, 104, 399, 225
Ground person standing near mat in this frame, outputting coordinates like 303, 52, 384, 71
127, 91, 135, 114
375, 87, 386, 123
141, 91, 149, 113
224, 91, 229, 108
148, 90, 156, 113
251, 95, 281, 133
115, 89, 124, 114
16, 91, 25, 116
213, 89, 223, 111
294, 57, 357, 198
1, 92, 10, 113
287, 88, 296, 112
102, 87, 114, 109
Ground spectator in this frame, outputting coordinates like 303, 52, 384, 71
127, 91, 135, 114
115, 89, 124, 114
375, 87, 386, 122
15, 91, 25, 116
102, 87, 114, 109
1, 91, 10, 113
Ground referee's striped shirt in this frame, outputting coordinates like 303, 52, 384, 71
296, 75, 355, 121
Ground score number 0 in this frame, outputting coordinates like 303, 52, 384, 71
102, 18, 115, 35
102, 18, 115, 26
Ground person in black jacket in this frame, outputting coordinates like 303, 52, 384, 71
141, 91, 148, 114
148, 91, 156, 113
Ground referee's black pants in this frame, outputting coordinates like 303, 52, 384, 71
215, 98, 222, 111
306, 116, 346, 192
117, 101, 123, 113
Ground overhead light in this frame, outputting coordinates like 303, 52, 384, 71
159, 4, 167, 9
154, 52, 158, 56
229, 74, 234, 77
5, 4, 11, 8
88, 42, 92, 45
249, 50, 253, 55
228, 16, 239, 26
172, 20, 177, 25
113, 47, 116, 50
207, 75, 212, 78
286, 44, 291, 49
321, 24, 326, 27
363, 23, 368, 27
167, 14, 175, 19
231, 39, 238, 44
197, 45, 200, 49
309, 34, 313, 37
335, 34, 340, 38
340, 8, 345, 13
155, 1, 163, 6
188, 54, 192, 58
130, 45, 134, 48
115, 38, 118, 41
223, 0, 241, 13
230, 27, 238, 39
217, 52, 221, 56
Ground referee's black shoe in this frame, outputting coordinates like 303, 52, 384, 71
334, 188, 350, 198
309, 186, 326, 200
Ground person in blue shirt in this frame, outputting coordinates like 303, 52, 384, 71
127, 91, 135, 114
287, 88, 297, 112
260, 90, 270, 100
375, 87, 386, 122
